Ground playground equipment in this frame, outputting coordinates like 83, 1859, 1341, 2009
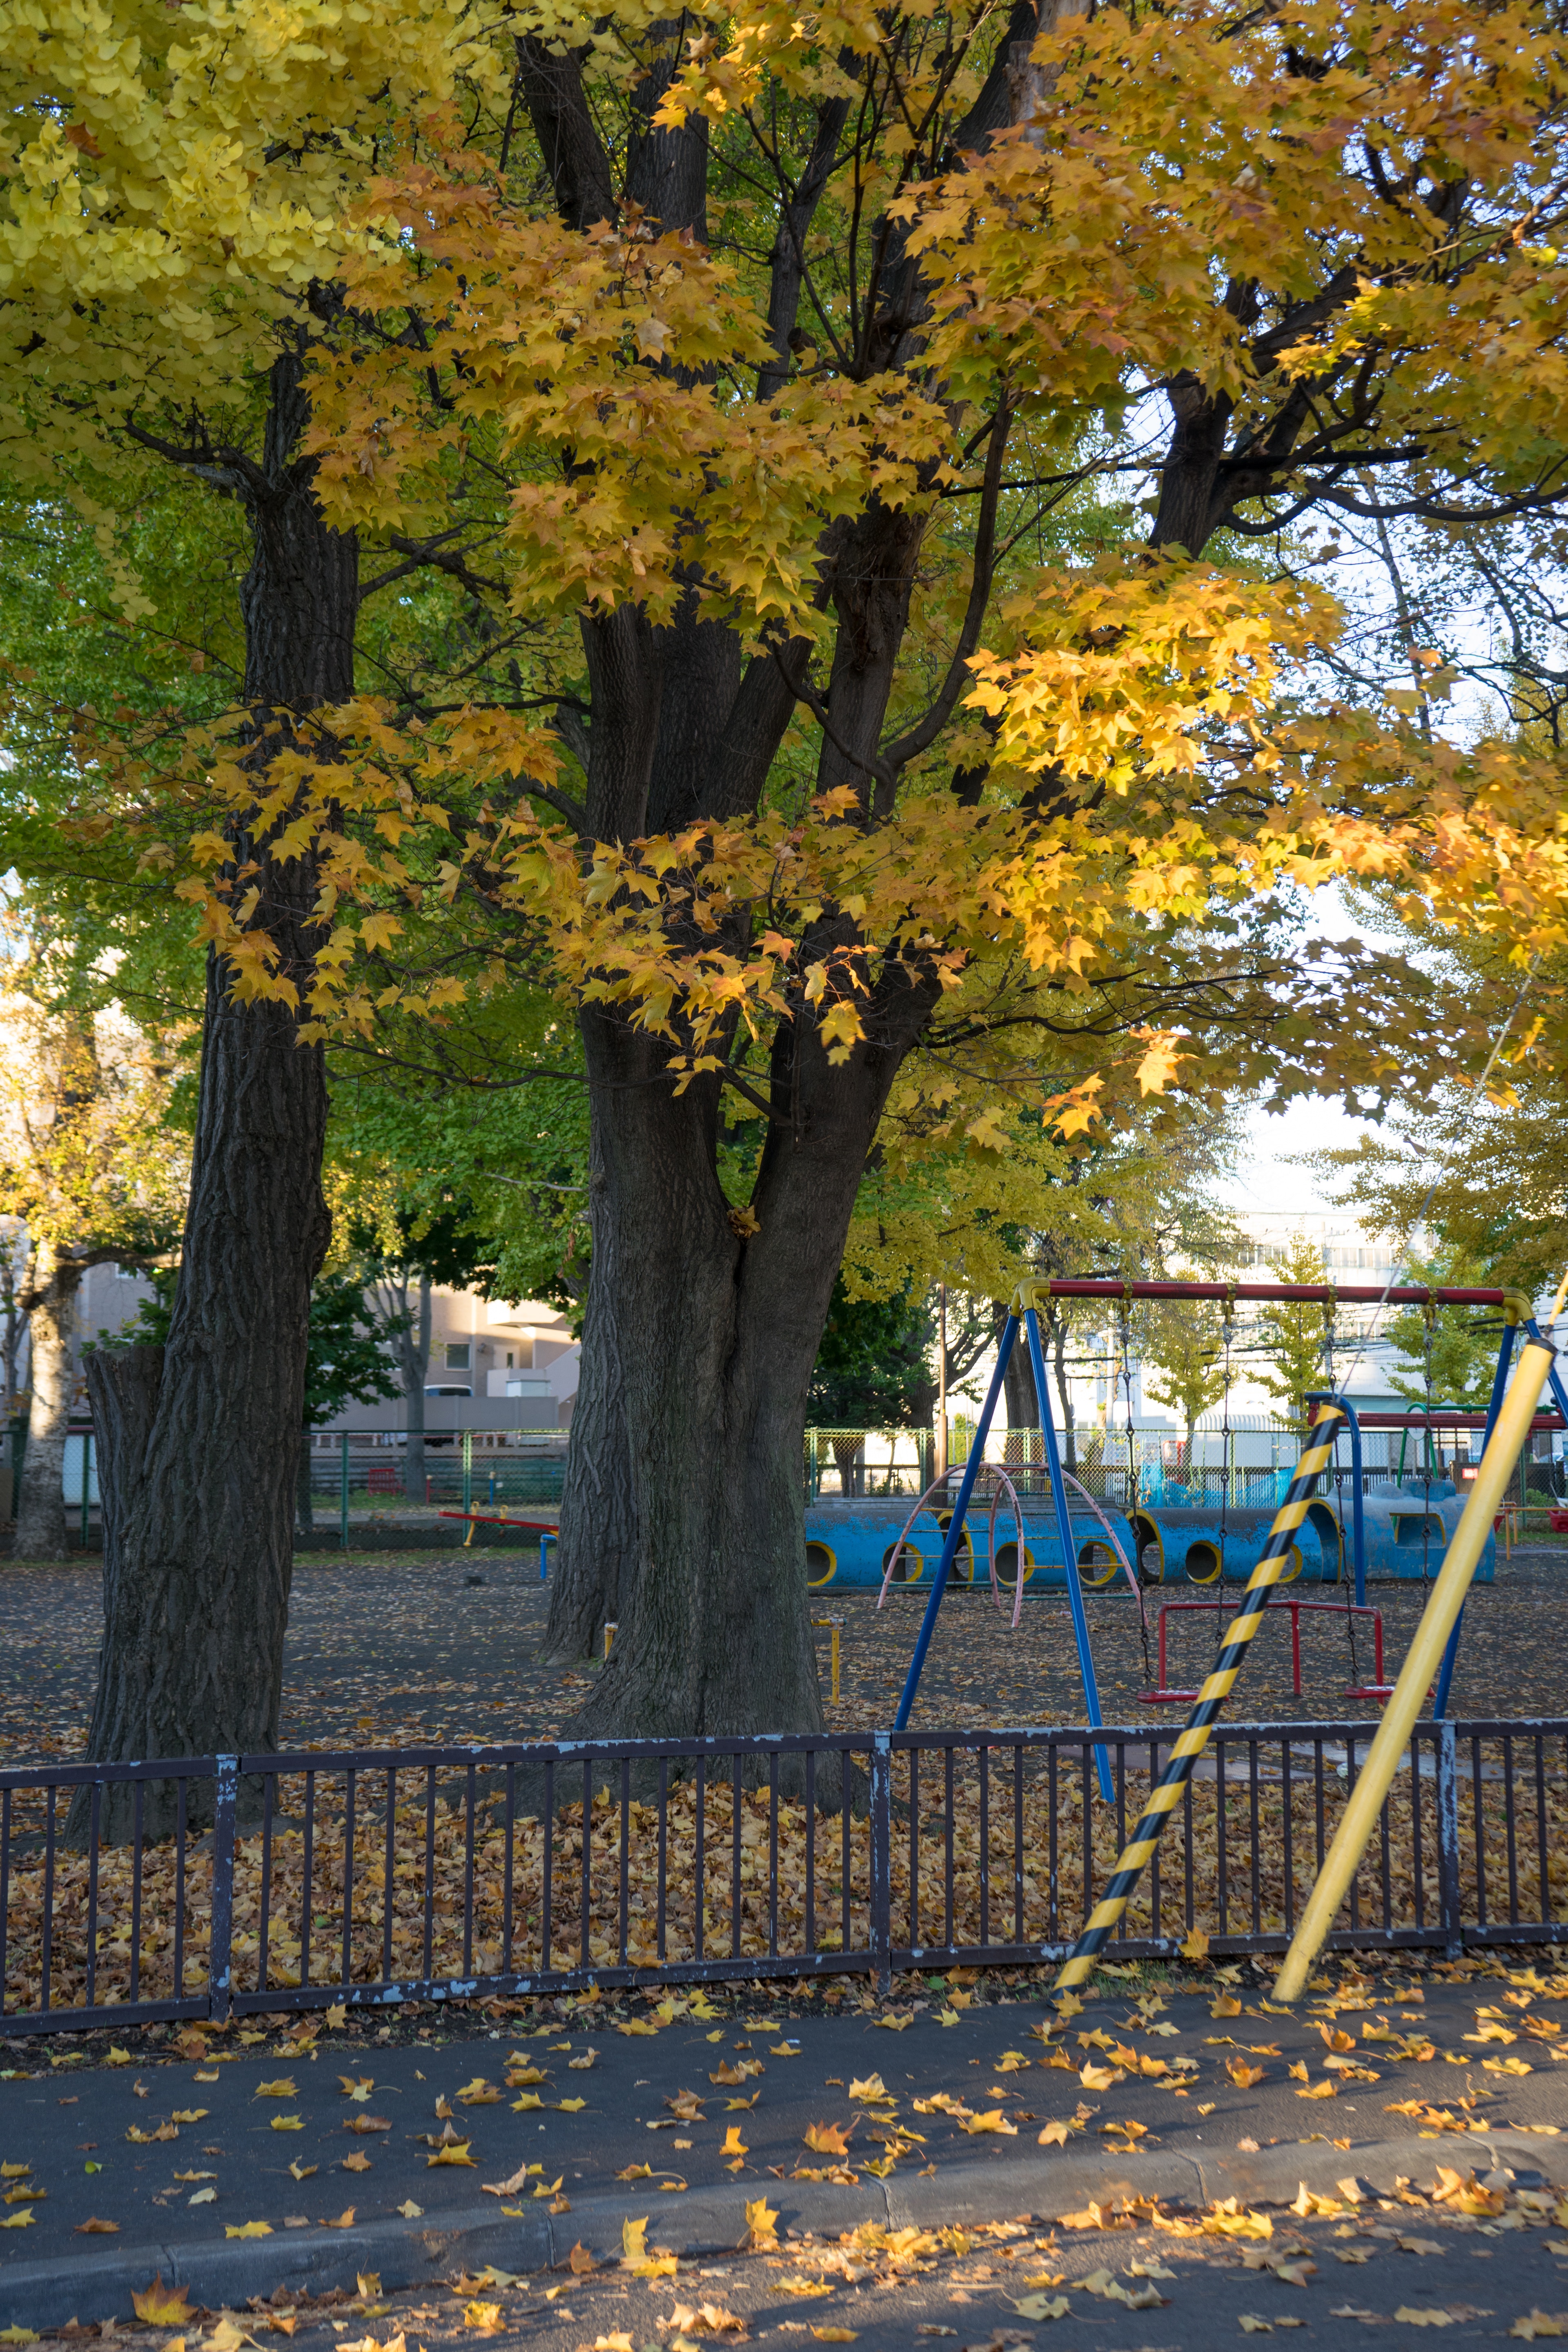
439, 1508, 558, 1552
1055, 1400, 1347, 1987
1140, 1594, 1392, 1704
1276, 1318, 1562, 2000
884, 1275, 1542, 1782
891, 1287, 1118, 1799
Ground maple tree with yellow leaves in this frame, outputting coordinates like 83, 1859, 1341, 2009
9, 0, 1568, 1768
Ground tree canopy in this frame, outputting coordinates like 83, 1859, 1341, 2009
10, 0, 1568, 1746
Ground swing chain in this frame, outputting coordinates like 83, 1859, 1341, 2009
1214, 1286, 1235, 1636
1322, 1289, 1359, 1681
1118, 1304, 1139, 1512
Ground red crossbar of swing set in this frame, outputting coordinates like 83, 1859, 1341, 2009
1039, 1278, 1521, 1306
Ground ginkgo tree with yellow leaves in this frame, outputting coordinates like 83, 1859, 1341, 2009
170, 0, 1568, 1753
0, 0, 527, 1829
39, 0, 1568, 1768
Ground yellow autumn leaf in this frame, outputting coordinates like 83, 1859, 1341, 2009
132, 2278, 196, 2327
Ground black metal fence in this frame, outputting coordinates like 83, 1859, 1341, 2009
2, 1719, 1564, 2036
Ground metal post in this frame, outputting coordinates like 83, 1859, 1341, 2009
1024, 1304, 1113, 1801
208, 1754, 238, 2023
463, 1430, 473, 1518
1435, 1718, 1461, 1960
340, 1434, 350, 1550
81, 1432, 91, 1547
869, 1730, 892, 1996
893, 1320, 1015, 1731
540, 1531, 554, 1581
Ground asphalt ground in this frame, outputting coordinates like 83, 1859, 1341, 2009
7, 1970, 1568, 2344
3, 1550, 1568, 1768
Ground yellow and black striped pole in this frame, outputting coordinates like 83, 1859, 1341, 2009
1054, 1400, 1344, 1991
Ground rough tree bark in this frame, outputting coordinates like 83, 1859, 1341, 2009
514, 12, 1036, 1755
999, 1301, 1040, 1442
567, 978, 938, 1748
13, 1239, 80, 1560
71, 343, 350, 1842
542, 1128, 639, 1660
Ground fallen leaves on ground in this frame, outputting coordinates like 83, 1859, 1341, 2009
2, 1758, 1546, 2008
131, 2278, 195, 2325
662, 2302, 744, 2336
741, 2199, 779, 2252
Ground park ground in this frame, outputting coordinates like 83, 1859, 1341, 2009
4, 1553, 1568, 2341
2, 1545, 1568, 1764
6, 1962, 1568, 2345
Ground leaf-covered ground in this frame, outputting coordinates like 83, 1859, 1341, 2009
0, 1558, 1563, 2018
1, 1548, 1565, 1770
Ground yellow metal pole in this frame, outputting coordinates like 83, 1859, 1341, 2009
1274, 1334, 1557, 2003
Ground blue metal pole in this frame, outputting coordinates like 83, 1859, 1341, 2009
893, 1318, 1017, 1732
1434, 1319, 1518, 1718
540, 1531, 555, 1582
1025, 1306, 1112, 1802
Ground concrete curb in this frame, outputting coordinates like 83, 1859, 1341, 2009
6, 2131, 1561, 2333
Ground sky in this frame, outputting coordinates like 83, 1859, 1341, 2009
1224, 1091, 1377, 1222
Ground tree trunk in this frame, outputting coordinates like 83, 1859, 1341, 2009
296, 1434, 316, 1535
565, 978, 934, 1764
82, 1343, 163, 1601
1000, 1303, 1039, 1459
543, 1123, 640, 1661
14, 1241, 80, 1559
71, 345, 352, 1843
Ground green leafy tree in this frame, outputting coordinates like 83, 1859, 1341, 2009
808, 1280, 936, 1494
1141, 1302, 1232, 1447
1256, 1236, 1334, 1438
1385, 1244, 1506, 1411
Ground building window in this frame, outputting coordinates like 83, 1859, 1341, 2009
506, 1352, 514, 1368
445, 1342, 471, 1370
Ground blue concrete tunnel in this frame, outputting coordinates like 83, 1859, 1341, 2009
803, 1485, 1493, 1590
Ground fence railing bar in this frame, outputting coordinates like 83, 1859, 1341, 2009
0, 1718, 1565, 2039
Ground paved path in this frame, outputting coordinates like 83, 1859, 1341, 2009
7, 1975, 1568, 2344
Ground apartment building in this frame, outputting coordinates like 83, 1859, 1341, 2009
51, 1265, 579, 1435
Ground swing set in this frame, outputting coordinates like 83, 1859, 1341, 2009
889, 1275, 1566, 1795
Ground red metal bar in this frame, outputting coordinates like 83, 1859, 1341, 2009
1141, 1599, 1391, 1705
438, 1510, 558, 1532
1355, 1411, 1564, 1431
1041, 1279, 1518, 1306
